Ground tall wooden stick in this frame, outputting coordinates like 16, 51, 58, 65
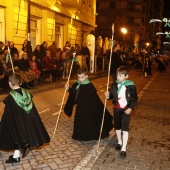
6, 38, 14, 73
52, 52, 76, 139
96, 23, 114, 154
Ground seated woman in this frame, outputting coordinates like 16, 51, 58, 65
18, 52, 37, 88
43, 50, 58, 81
29, 54, 41, 79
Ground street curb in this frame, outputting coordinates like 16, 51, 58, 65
0, 71, 108, 102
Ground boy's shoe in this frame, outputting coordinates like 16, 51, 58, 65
21, 146, 30, 159
115, 144, 122, 150
120, 151, 126, 157
5, 155, 20, 164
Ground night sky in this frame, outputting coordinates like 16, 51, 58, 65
164, 0, 170, 17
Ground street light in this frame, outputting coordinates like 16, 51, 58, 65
146, 42, 150, 53
121, 28, 127, 52
121, 28, 127, 35
146, 42, 149, 47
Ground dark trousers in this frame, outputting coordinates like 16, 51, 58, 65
114, 108, 130, 131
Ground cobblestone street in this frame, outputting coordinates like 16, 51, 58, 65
88, 67, 170, 170
0, 66, 168, 170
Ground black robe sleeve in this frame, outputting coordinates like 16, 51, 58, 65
64, 82, 78, 117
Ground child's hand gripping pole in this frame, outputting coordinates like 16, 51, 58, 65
52, 51, 76, 139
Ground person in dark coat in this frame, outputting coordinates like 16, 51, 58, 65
0, 59, 9, 92
47, 41, 57, 60
33, 45, 44, 72
156, 56, 166, 72
64, 68, 113, 141
144, 56, 152, 77
9, 41, 19, 57
110, 43, 124, 81
40, 41, 48, 59
0, 73, 50, 164
80, 43, 90, 71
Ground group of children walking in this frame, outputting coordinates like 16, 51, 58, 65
0, 64, 138, 164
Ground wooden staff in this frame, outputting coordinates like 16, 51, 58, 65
6, 38, 14, 73
96, 23, 114, 154
52, 52, 76, 139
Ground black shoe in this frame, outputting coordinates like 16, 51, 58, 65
120, 151, 126, 157
115, 144, 122, 150
5, 155, 20, 164
22, 147, 30, 159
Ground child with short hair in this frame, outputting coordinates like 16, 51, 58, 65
105, 66, 138, 157
64, 68, 113, 141
0, 72, 50, 164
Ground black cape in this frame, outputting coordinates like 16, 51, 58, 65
64, 82, 113, 141
0, 89, 50, 150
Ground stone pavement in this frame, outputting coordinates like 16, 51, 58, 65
0, 66, 166, 170
81, 67, 170, 170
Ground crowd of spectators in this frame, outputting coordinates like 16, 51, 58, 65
0, 40, 91, 92
1, 39, 169, 92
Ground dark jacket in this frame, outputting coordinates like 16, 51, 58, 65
110, 51, 124, 74
18, 58, 30, 71
109, 82, 138, 110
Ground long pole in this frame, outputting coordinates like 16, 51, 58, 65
27, 0, 31, 59
6, 39, 14, 73
96, 23, 114, 154
52, 52, 76, 139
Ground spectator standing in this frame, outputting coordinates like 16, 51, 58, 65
80, 43, 90, 71
0, 41, 8, 57
0, 58, 9, 92
110, 43, 124, 81
20, 40, 32, 59
33, 45, 44, 72
40, 41, 48, 59
62, 41, 72, 78
47, 41, 57, 61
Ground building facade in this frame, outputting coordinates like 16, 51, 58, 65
0, 0, 96, 50
96, 0, 164, 54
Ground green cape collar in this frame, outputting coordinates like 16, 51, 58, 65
116, 80, 134, 94
10, 88, 33, 114
76, 78, 91, 89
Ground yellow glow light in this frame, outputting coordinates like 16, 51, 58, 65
121, 28, 127, 34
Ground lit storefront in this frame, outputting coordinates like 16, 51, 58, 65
0, 0, 96, 50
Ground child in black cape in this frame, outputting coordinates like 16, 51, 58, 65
0, 72, 50, 164
105, 66, 138, 158
64, 68, 113, 141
